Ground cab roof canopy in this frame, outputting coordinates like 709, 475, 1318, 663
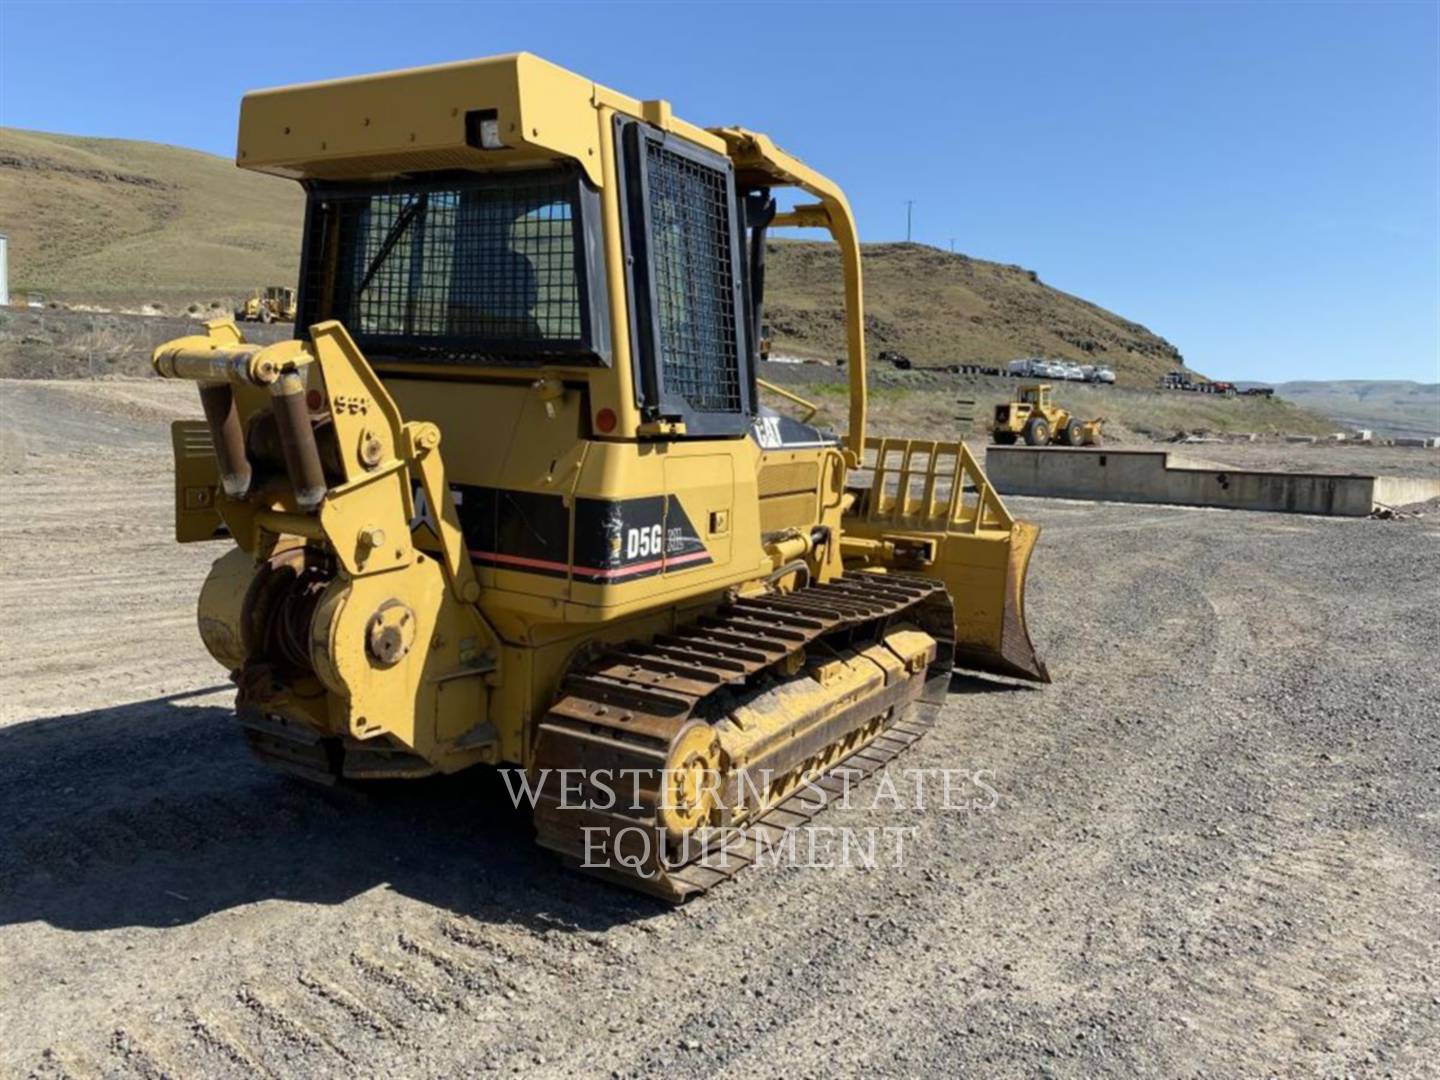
236, 52, 726, 184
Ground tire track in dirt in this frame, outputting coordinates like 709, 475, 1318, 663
183, 1008, 278, 1078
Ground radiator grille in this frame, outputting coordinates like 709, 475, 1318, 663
759, 492, 818, 534
757, 460, 819, 497
644, 142, 741, 413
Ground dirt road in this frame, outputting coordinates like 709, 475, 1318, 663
2, 380, 1437, 1077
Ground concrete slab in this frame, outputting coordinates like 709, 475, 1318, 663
985, 446, 1440, 517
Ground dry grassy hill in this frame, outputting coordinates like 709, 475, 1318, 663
0, 128, 302, 307
4, 128, 1191, 384
766, 241, 1186, 384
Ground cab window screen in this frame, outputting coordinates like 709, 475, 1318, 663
644, 141, 741, 413
300, 168, 607, 365
620, 121, 753, 436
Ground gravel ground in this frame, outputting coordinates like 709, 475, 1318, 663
2, 380, 1437, 1078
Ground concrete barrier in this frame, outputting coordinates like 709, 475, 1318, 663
985, 447, 1440, 517
1374, 475, 1440, 507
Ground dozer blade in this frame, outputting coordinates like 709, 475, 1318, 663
842, 437, 1051, 684
945, 520, 1049, 683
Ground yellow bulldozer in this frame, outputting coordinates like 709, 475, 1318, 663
237, 285, 297, 323
992, 383, 1103, 446
153, 54, 1049, 901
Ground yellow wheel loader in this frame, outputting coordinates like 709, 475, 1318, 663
154, 54, 1049, 902
237, 285, 297, 323
992, 383, 1102, 447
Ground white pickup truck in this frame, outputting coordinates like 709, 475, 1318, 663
1008, 357, 1071, 379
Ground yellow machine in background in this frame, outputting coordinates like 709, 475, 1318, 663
992, 383, 1103, 446
155, 54, 1048, 901
237, 285, 297, 323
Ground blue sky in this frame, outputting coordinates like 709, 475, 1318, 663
2, 1, 1436, 383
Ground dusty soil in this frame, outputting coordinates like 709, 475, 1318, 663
2, 380, 1437, 1078
0, 308, 295, 381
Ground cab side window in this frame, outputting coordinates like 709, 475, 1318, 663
620, 122, 753, 436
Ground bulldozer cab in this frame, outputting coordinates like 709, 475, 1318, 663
255, 65, 863, 453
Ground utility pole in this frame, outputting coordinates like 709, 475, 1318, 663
905, 200, 914, 243
949, 238, 955, 253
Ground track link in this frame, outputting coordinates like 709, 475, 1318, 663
531, 572, 955, 902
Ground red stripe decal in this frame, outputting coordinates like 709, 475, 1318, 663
469, 550, 570, 572
664, 550, 712, 567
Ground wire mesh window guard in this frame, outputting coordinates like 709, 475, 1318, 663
641, 141, 743, 414
300, 169, 601, 365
